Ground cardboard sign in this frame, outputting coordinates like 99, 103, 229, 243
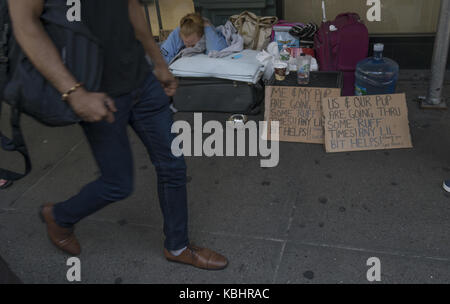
264, 86, 341, 143
322, 93, 413, 153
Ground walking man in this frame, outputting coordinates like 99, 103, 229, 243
8, 0, 228, 270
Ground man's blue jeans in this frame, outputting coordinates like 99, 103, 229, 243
53, 73, 189, 251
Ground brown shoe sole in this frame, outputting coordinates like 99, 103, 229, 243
165, 255, 229, 271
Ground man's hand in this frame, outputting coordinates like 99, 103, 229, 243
128, 0, 178, 97
67, 89, 117, 123
153, 66, 178, 97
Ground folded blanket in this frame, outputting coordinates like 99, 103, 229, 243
169, 50, 264, 84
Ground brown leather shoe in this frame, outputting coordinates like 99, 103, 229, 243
164, 245, 228, 270
39, 203, 81, 256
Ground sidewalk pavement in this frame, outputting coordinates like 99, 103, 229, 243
0, 256, 21, 284
1, 70, 450, 284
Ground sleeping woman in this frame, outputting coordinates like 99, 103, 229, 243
160, 13, 228, 64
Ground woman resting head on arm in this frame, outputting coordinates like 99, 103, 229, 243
161, 13, 227, 63
179, 13, 205, 48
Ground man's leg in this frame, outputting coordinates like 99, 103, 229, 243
129, 73, 189, 252
41, 93, 136, 255
47, 93, 135, 239
129, 73, 228, 270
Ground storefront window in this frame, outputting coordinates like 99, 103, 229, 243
284, 0, 441, 35
143, 0, 195, 35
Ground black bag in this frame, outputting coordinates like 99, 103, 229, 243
173, 78, 264, 115
0, 0, 103, 181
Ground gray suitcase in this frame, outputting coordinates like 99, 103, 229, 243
173, 77, 264, 114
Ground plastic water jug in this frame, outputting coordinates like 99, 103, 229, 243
355, 43, 399, 95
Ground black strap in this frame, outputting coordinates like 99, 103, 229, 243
1, 16, 31, 181
0, 98, 32, 181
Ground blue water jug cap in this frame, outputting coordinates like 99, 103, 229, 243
374, 43, 384, 52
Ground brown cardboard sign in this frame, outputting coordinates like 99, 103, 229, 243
322, 93, 413, 153
264, 86, 341, 143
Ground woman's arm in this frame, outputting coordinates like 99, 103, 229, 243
160, 27, 184, 64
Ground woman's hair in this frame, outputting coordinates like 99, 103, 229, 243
180, 13, 205, 37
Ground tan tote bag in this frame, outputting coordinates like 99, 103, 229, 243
230, 11, 278, 51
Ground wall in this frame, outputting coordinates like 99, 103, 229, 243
283, 0, 441, 35
144, 0, 195, 35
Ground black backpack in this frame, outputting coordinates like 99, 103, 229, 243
0, 0, 23, 181
0, 0, 104, 181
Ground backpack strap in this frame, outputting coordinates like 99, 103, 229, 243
0, 14, 31, 181
0, 99, 32, 181
252, 17, 261, 50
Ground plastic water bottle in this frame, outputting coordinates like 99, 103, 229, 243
280, 45, 290, 62
355, 43, 399, 95
297, 54, 311, 85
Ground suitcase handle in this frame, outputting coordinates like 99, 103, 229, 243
322, 0, 327, 22
335, 13, 361, 23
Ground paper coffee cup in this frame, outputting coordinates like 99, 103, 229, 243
274, 62, 288, 81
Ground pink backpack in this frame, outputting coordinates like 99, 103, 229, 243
314, 13, 369, 96
271, 20, 305, 42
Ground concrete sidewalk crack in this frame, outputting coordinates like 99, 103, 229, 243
272, 191, 300, 284
295, 241, 450, 263
8, 139, 85, 207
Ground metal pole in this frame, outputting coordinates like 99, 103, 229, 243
426, 0, 450, 106
155, 0, 163, 32
144, 4, 153, 35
